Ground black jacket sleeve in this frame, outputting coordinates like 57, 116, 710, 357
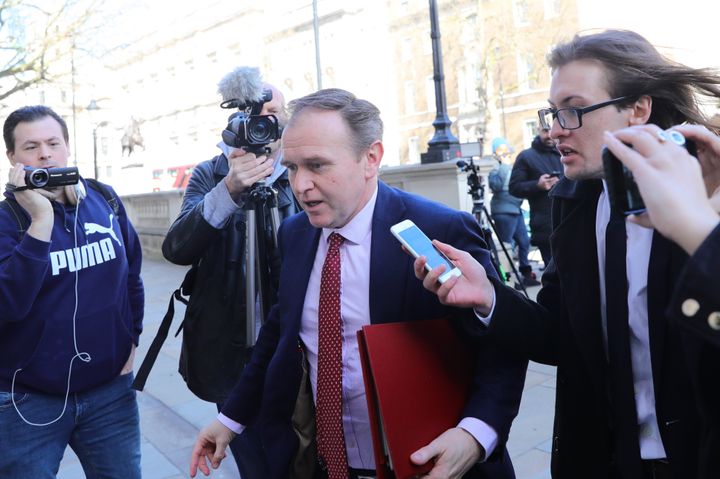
509, 153, 544, 199
667, 223, 720, 347
162, 160, 224, 265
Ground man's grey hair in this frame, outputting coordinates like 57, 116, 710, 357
287, 88, 383, 154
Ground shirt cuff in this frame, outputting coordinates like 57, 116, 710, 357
458, 417, 498, 462
217, 413, 245, 435
473, 287, 496, 326
202, 179, 243, 229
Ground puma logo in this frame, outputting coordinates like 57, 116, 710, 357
85, 214, 121, 246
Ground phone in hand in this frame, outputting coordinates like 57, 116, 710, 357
390, 219, 462, 283
548, 170, 562, 178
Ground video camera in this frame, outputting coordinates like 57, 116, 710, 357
221, 90, 281, 153
23, 166, 79, 189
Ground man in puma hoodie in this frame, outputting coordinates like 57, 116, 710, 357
0, 106, 144, 479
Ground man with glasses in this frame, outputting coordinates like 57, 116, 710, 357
413, 30, 720, 479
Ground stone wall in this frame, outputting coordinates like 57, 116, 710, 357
121, 190, 184, 260
119, 159, 496, 260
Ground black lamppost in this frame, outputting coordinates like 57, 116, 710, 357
420, 0, 460, 164
87, 100, 107, 180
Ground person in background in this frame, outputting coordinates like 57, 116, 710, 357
161, 68, 299, 477
509, 127, 562, 267
488, 137, 539, 288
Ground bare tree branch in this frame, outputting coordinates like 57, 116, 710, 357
0, 0, 108, 101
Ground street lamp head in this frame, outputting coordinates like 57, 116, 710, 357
87, 99, 100, 111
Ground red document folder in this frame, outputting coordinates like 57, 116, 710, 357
357, 318, 474, 479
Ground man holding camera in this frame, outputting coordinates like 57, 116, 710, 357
415, 30, 720, 478
508, 127, 562, 267
161, 68, 298, 476
0, 106, 144, 478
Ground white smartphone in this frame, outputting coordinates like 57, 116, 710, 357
390, 219, 462, 283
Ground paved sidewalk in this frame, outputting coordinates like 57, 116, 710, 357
57, 258, 554, 479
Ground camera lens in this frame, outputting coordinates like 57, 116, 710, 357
247, 118, 274, 143
28, 168, 49, 188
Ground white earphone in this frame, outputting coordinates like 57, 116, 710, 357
65, 181, 86, 205
75, 182, 86, 202
12, 178, 91, 426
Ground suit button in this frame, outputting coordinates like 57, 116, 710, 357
681, 298, 700, 317
708, 312, 720, 330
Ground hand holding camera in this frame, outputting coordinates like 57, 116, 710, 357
603, 124, 720, 255
6, 164, 55, 240
223, 149, 275, 200
673, 124, 720, 206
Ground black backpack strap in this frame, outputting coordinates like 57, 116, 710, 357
131, 265, 195, 391
85, 178, 120, 216
0, 199, 30, 241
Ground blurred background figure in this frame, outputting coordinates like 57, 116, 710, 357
488, 137, 539, 288
509, 127, 562, 268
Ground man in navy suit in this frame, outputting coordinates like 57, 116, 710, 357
189, 88, 526, 479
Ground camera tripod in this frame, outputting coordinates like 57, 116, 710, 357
242, 181, 282, 347
457, 158, 530, 298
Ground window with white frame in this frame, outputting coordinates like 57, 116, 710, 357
401, 37, 413, 62
423, 30, 432, 55
407, 136, 420, 164
425, 75, 435, 111
544, 0, 561, 19
516, 53, 537, 90
404, 81, 416, 114
513, 0, 530, 26
522, 119, 540, 148
464, 62, 479, 104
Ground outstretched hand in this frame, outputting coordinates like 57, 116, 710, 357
413, 240, 495, 315
189, 419, 235, 477
410, 427, 484, 479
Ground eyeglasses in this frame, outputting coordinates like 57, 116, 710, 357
537, 96, 632, 131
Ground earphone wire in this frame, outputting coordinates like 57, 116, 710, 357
11, 188, 92, 426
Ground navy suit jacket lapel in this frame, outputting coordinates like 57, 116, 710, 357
284, 221, 322, 331
369, 183, 409, 325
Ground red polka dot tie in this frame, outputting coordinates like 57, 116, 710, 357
316, 232, 348, 479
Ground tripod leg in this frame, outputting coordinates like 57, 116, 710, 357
245, 208, 259, 347
255, 205, 276, 318
481, 206, 530, 298
268, 206, 281, 250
